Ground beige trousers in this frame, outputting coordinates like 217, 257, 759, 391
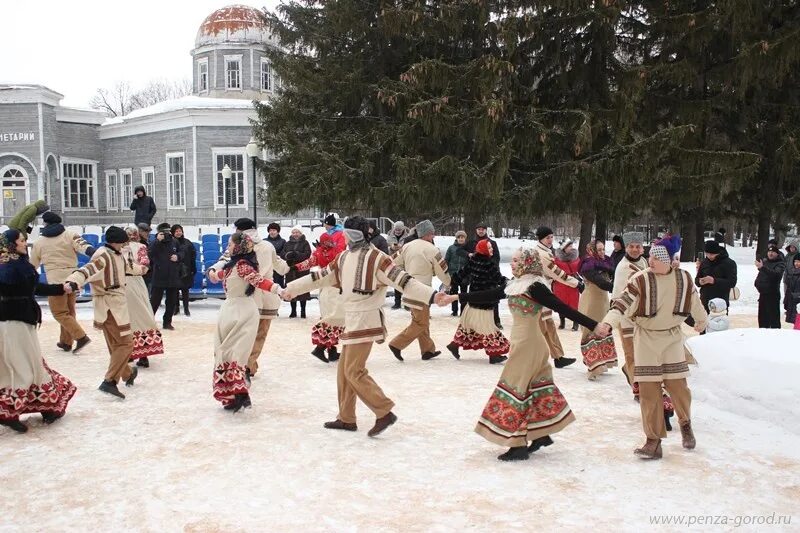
247, 319, 272, 375
540, 312, 564, 359
639, 379, 691, 440
390, 307, 435, 354
100, 311, 133, 383
49, 292, 85, 345
336, 342, 395, 424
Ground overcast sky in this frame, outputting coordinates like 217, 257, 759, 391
1, 1, 281, 108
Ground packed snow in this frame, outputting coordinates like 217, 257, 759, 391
1, 294, 798, 531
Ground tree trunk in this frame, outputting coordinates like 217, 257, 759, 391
595, 215, 607, 243
679, 216, 696, 262
756, 210, 771, 258
694, 208, 705, 260
463, 211, 481, 236
578, 211, 594, 258
773, 213, 787, 246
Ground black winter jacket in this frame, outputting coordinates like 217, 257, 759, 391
695, 249, 738, 304
174, 236, 197, 285
755, 255, 785, 295
0, 255, 65, 326
451, 254, 506, 309
129, 187, 157, 225
266, 235, 287, 258
370, 233, 390, 254
148, 235, 183, 288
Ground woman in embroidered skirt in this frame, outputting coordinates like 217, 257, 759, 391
578, 239, 618, 379
446, 239, 510, 364
0, 229, 77, 433
124, 227, 163, 369
441, 246, 602, 461
293, 232, 345, 363
208, 233, 281, 412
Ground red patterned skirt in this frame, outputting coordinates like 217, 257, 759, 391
452, 305, 510, 356
580, 333, 619, 377
213, 361, 249, 407
311, 321, 343, 348
130, 328, 164, 360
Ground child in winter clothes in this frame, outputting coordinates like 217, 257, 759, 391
705, 298, 730, 333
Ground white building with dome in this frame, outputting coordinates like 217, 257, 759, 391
0, 4, 289, 227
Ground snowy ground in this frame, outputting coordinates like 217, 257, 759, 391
1, 293, 798, 532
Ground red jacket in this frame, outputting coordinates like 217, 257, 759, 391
553, 255, 581, 310
296, 233, 342, 270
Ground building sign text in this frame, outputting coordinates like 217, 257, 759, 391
0, 132, 36, 143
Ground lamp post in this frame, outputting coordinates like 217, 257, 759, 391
221, 164, 232, 226
245, 136, 260, 226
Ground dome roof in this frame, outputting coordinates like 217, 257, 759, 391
195, 5, 272, 48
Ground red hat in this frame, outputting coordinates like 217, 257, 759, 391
475, 239, 492, 256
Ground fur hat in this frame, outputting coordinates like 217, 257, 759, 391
454, 230, 467, 239
267, 222, 281, 232
393, 221, 405, 231
561, 239, 575, 250
234, 218, 256, 231
622, 231, 644, 245
344, 216, 370, 242
42, 211, 62, 225
704, 240, 723, 254
415, 219, 435, 238
535, 226, 554, 240
323, 214, 337, 227
105, 226, 129, 244
475, 239, 492, 256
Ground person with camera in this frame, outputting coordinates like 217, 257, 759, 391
148, 223, 182, 330
755, 244, 785, 329
695, 240, 737, 315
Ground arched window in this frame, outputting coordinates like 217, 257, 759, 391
1, 165, 28, 187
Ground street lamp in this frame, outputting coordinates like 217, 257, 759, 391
221, 163, 232, 226
245, 136, 260, 226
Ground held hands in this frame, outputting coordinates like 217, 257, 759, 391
62, 282, 73, 294
207, 269, 219, 283
693, 323, 705, 333
433, 291, 456, 307
594, 322, 612, 337
281, 289, 294, 301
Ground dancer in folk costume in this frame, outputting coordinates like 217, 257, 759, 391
207, 218, 289, 380
123, 227, 164, 369
388, 220, 451, 361
440, 246, 602, 461
212, 234, 282, 412
293, 232, 346, 363
66, 227, 147, 399
30, 211, 95, 353
0, 230, 77, 433
598, 235, 708, 459
534, 226, 581, 368
446, 239, 510, 364
284, 217, 444, 437
578, 239, 618, 380
553, 239, 581, 330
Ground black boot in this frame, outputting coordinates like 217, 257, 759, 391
57, 342, 72, 352
527, 435, 554, 453
231, 393, 250, 413
245, 368, 252, 386
558, 316, 566, 330
125, 366, 138, 387
136, 357, 150, 368
73, 335, 91, 354
300, 302, 307, 319
498, 446, 529, 461
327, 346, 339, 362
184, 306, 191, 317
446, 342, 460, 360
554, 356, 576, 368
41, 411, 63, 425
289, 302, 297, 318
311, 345, 329, 363
389, 345, 404, 361
421, 350, 441, 360
99, 380, 125, 399
0, 418, 28, 433
571, 322, 579, 331
489, 355, 508, 364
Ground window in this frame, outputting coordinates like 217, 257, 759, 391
225, 55, 242, 90
198, 58, 208, 93
214, 152, 245, 208
120, 169, 133, 207
260, 58, 272, 91
141, 167, 155, 197
2, 167, 26, 186
105, 170, 119, 211
62, 159, 97, 210
166, 153, 185, 209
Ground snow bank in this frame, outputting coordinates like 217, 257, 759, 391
103, 95, 261, 125
687, 329, 799, 432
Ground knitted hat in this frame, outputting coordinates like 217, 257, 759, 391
622, 231, 644, 245
704, 240, 723, 254
455, 230, 467, 239
156, 223, 171, 233
105, 226, 129, 244
393, 221, 405, 231
651, 235, 682, 264
42, 211, 62, 225
767, 245, 780, 254
323, 214, 337, 227
415, 219, 435, 238
234, 218, 256, 231
536, 226, 554, 240
291, 225, 303, 234
475, 239, 492, 256
344, 216, 370, 241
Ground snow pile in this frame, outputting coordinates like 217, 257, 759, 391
103, 95, 263, 125
687, 329, 799, 431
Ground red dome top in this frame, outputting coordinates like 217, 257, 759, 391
195, 5, 271, 47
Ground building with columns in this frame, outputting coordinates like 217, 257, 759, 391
0, 5, 298, 228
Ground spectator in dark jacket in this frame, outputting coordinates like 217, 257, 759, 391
171, 224, 196, 317
265, 222, 287, 287
283, 226, 312, 318
695, 240, 738, 313
445, 231, 469, 316
368, 220, 389, 254
755, 245, 785, 329
466, 222, 501, 327
610, 235, 625, 269
148, 223, 182, 329
785, 253, 800, 325
130, 186, 157, 226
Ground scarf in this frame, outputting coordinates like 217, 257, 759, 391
506, 246, 548, 295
